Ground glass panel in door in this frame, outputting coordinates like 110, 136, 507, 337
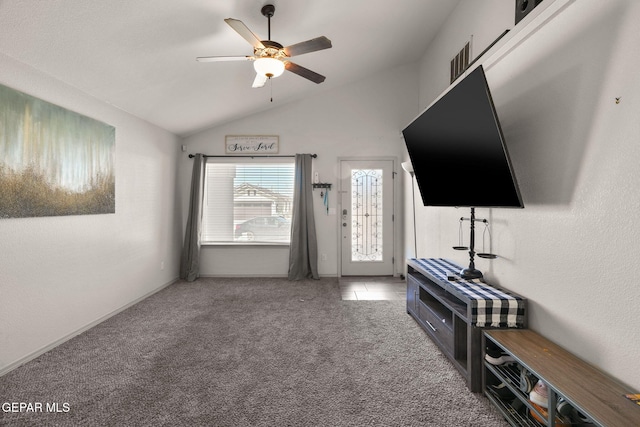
340, 160, 394, 276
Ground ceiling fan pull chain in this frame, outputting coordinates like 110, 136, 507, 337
270, 78, 273, 103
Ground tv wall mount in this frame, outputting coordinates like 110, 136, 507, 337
453, 207, 497, 279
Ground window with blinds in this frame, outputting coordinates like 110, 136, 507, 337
202, 158, 295, 244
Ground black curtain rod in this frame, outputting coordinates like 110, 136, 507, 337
188, 154, 317, 159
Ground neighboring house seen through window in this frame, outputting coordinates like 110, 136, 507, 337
202, 159, 295, 244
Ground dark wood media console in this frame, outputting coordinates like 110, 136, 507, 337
406, 258, 526, 392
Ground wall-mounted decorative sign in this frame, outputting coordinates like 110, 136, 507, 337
225, 135, 279, 154
0, 83, 115, 218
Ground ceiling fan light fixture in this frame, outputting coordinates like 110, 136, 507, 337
254, 57, 285, 78
197, 4, 331, 87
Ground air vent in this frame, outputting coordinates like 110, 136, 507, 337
450, 41, 470, 84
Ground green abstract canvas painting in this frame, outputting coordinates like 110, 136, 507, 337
0, 84, 115, 218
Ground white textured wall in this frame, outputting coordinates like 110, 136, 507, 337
0, 53, 182, 374
406, 0, 640, 390
179, 63, 419, 277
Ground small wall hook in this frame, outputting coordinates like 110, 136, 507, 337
615, 97, 621, 104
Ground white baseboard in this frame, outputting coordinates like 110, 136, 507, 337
0, 277, 178, 378
198, 274, 339, 278
198, 274, 288, 278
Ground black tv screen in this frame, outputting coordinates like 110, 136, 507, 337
402, 65, 523, 208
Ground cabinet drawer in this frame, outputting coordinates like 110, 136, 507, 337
418, 301, 454, 349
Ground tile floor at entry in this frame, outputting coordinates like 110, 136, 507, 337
339, 276, 406, 301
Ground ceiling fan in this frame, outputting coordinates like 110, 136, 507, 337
196, 4, 332, 88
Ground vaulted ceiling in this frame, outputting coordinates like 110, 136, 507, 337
0, 0, 460, 137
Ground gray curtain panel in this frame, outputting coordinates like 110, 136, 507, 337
180, 153, 206, 282
288, 154, 319, 280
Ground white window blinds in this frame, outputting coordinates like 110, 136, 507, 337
202, 158, 295, 244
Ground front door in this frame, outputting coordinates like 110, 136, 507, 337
340, 159, 394, 276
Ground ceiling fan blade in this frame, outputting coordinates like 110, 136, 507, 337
252, 73, 268, 88
196, 55, 253, 62
283, 36, 332, 57
284, 61, 326, 84
224, 18, 265, 49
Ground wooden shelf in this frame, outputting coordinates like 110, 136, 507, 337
485, 329, 640, 426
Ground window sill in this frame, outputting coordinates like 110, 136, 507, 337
201, 241, 290, 247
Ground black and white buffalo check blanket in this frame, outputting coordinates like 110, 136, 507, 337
411, 258, 525, 328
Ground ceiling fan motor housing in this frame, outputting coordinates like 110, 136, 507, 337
254, 40, 286, 60
197, 3, 330, 86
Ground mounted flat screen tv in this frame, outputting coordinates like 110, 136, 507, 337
402, 65, 524, 208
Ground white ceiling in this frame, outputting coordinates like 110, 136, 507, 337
0, 0, 460, 137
